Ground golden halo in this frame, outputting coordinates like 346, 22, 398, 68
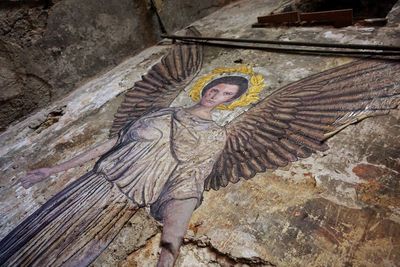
189, 65, 266, 110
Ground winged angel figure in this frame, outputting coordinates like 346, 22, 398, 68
1, 28, 399, 267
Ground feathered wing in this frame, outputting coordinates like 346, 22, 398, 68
109, 27, 203, 137
205, 59, 400, 191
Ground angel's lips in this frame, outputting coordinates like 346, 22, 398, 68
200, 99, 216, 106
201, 100, 218, 107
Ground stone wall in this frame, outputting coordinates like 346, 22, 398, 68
153, 0, 237, 33
0, 0, 156, 131
0, 0, 237, 132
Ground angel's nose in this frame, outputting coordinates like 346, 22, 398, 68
209, 91, 218, 99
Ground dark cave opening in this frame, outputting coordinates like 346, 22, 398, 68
0, 0, 53, 9
285, 0, 398, 19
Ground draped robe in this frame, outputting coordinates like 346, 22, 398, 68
0, 107, 226, 266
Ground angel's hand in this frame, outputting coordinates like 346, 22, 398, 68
20, 168, 53, 189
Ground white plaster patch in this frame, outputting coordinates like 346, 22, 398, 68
0, 138, 31, 158
207, 228, 264, 260
323, 31, 345, 41
321, 29, 379, 45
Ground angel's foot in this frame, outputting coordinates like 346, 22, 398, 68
157, 244, 177, 267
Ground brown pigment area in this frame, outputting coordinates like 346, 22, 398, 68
278, 198, 400, 265
28, 124, 103, 170
352, 163, 400, 207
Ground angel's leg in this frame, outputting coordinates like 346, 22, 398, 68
157, 198, 198, 267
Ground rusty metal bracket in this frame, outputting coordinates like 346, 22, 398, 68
257, 11, 299, 26
300, 9, 353, 27
253, 9, 353, 28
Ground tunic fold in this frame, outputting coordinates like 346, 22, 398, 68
0, 107, 226, 266
95, 107, 226, 220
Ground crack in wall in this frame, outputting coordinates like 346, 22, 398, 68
182, 236, 276, 266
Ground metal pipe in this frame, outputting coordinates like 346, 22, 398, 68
175, 40, 400, 57
161, 34, 400, 52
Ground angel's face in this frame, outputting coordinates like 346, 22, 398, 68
200, 83, 240, 108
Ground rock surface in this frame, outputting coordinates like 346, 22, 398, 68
0, 0, 237, 131
0, 0, 155, 131
1, 0, 399, 266
154, 0, 237, 33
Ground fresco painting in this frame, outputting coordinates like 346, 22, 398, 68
0, 27, 399, 267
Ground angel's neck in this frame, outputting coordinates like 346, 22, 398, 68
184, 104, 213, 120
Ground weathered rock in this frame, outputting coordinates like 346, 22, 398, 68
0, 0, 157, 132
0, 0, 237, 132
154, 0, 238, 33
0, 0, 399, 266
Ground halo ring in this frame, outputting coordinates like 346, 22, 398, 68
189, 66, 266, 110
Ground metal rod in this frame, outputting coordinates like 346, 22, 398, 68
176, 40, 400, 58
161, 34, 400, 52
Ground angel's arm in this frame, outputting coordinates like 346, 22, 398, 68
52, 137, 117, 173
20, 137, 117, 188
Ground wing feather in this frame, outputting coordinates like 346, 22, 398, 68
265, 149, 288, 167
109, 27, 203, 137
272, 142, 298, 162
205, 59, 400, 191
